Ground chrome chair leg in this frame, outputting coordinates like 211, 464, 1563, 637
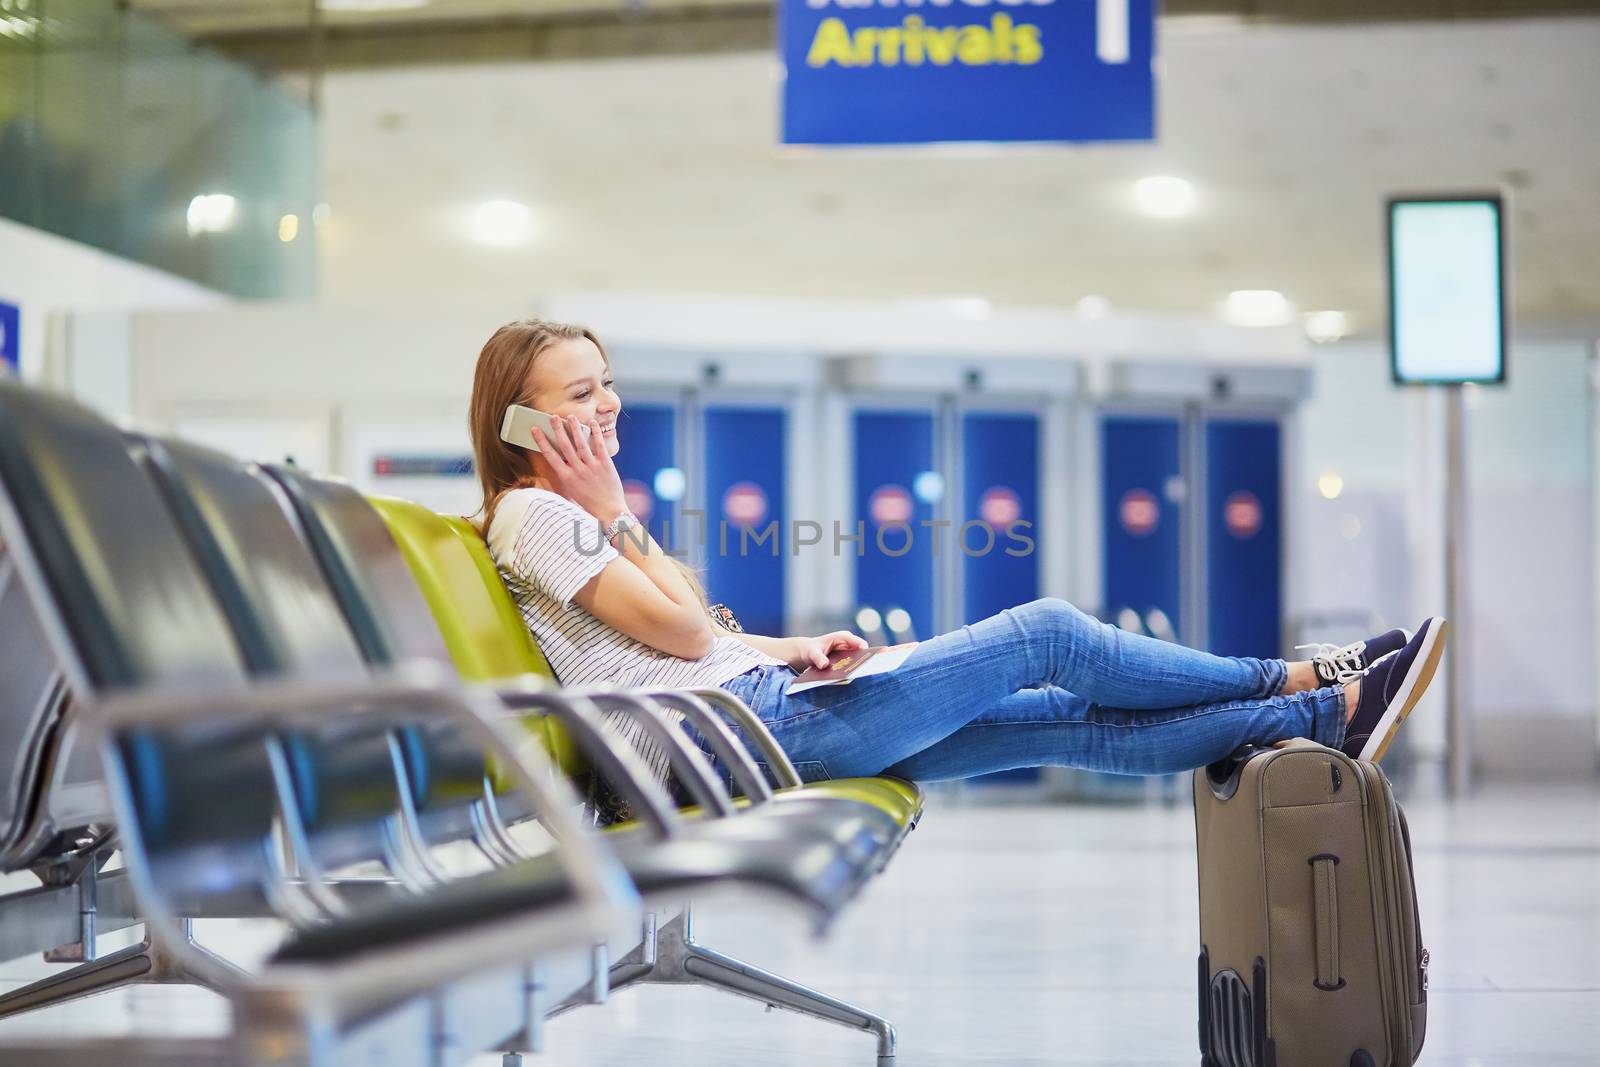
0, 918, 245, 1019
497, 960, 549, 1065
607, 907, 897, 1065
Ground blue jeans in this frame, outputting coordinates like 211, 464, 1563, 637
697, 597, 1347, 786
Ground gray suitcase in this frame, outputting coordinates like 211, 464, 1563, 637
1194, 739, 1429, 1067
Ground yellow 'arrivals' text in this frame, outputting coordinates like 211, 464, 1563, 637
806, 14, 1044, 68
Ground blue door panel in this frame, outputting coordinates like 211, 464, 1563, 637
704, 407, 787, 636
961, 411, 1040, 624
960, 410, 1044, 787
1101, 416, 1182, 642
612, 403, 678, 551
1205, 420, 1282, 658
853, 409, 935, 641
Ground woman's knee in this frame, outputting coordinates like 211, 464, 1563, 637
1018, 596, 1093, 632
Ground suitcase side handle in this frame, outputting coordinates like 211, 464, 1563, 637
1310, 853, 1347, 991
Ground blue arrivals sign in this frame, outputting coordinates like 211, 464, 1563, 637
780, 0, 1155, 145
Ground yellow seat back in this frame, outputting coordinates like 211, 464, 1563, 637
367, 495, 585, 777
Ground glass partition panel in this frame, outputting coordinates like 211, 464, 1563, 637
0, 0, 316, 297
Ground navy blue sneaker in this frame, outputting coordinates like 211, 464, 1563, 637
1297, 627, 1412, 687
1341, 618, 1447, 763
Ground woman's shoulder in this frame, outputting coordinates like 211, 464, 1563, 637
498, 485, 574, 510
487, 487, 582, 553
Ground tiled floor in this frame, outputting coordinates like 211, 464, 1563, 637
2, 781, 1598, 1065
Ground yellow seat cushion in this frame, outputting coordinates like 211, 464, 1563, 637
642, 777, 922, 831
783, 778, 923, 829
367, 495, 584, 777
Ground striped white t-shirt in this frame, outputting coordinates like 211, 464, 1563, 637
486, 487, 786, 692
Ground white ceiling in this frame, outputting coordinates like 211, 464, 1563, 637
316, 15, 1600, 335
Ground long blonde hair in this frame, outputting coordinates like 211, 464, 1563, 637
468, 318, 712, 613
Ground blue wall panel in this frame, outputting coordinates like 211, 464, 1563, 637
961, 411, 1040, 623
1101, 416, 1182, 642
1205, 419, 1282, 658
853, 409, 936, 641
703, 406, 787, 636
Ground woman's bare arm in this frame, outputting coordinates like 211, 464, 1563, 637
572, 527, 715, 660
717, 624, 796, 663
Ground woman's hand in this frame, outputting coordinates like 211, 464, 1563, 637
529, 414, 628, 523
785, 630, 870, 672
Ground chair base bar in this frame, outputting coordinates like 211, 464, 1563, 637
565, 906, 897, 1064
0, 918, 242, 1019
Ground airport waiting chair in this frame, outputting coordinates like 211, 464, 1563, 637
19, 673, 639, 1067
363, 491, 914, 1062
0, 382, 274, 1019
0, 380, 633, 1064
0, 543, 72, 873
0, 378, 905, 1062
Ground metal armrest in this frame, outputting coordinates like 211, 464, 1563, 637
571, 690, 737, 818
637, 689, 773, 803
685, 688, 804, 790
87, 662, 638, 1002
494, 681, 682, 838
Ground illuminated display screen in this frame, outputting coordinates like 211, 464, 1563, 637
1388, 196, 1506, 384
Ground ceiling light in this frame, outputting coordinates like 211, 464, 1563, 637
1134, 176, 1196, 218
1222, 289, 1294, 327
1304, 310, 1349, 344
1076, 294, 1112, 319
186, 193, 237, 237
278, 214, 300, 243
1317, 471, 1344, 500
469, 199, 535, 247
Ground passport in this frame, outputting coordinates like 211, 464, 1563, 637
788, 642, 920, 694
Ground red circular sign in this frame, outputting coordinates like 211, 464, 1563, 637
979, 485, 1022, 529
622, 479, 653, 523
869, 484, 914, 525
1119, 489, 1160, 537
1224, 490, 1263, 539
722, 481, 768, 527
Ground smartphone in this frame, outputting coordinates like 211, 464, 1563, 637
500, 404, 591, 453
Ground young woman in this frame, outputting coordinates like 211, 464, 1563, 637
469, 319, 1446, 792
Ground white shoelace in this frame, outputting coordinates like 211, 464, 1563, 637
1294, 639, 1368, 686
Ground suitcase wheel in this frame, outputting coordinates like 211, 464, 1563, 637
1350, 1053, 1376, 1067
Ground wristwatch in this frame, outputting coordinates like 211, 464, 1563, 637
601, 510, 641, 544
